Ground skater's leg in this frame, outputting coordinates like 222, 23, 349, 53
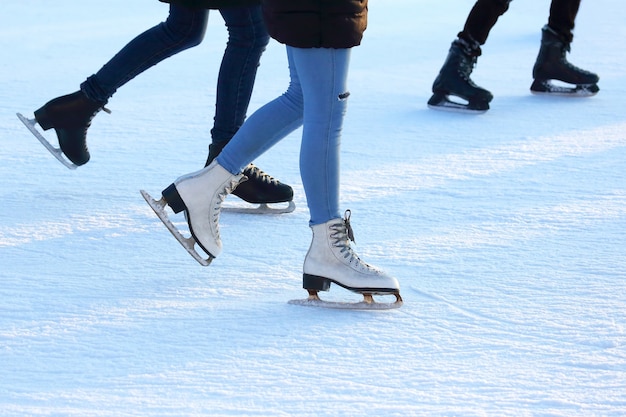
216, 47, 304, 172
458, 0, 512, 47
31, 5, 208, 166
212, 76, 302, 205
292, 47, 349, 226
156, 46, 304, 258
547, 0, 580, 42
218, 46, 346, 223
81, 5, 208, 103
531, 0, 598, 94
208, 6, 269, 159
428, 0, 509, 112
290, 47, 399, 297
205, 6, 292, 206
220, 46, 347, 223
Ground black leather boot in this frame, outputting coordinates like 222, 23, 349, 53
531, 25, 599, 95
34, 91, 109, 166
428, 38, 493, 113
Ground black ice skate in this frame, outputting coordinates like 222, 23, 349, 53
428, 38, 493, 114
18, 91, 109, 169
530, 25, 599, 96
205, 144, 295, 214
225, 164, 295, 214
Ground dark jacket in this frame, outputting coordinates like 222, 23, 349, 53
261, 0, 368, 49
158, 0, 259, 9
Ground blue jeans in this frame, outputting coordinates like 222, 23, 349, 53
218, 47, 351, 225
80, 4, 269, 148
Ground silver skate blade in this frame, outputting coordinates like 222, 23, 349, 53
427, 102, 488, 115
530, 86, 599, 97
140, 189, 213, 266
530, 80, 599, 97
16, 112, 78, 170
289, 291, 403, 310
222, 200, 295, 215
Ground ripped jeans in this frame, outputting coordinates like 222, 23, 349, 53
217, 47, 351, 225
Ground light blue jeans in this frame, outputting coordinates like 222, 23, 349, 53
217, 46, 351, 225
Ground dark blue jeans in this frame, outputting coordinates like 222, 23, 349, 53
80, 4, 269, 148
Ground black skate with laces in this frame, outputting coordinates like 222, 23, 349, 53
206, 144, 295, 214
226, 164, 295, 214
530, 25, 599, 96
428, 38, 493, 114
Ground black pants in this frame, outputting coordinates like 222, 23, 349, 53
459, 0, 581, 45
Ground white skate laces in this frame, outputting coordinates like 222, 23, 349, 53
244, 163, 280, 186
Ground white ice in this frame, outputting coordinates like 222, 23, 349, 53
1, 0, 625, 416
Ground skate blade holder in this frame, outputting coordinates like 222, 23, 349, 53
140, 189, 214, 266
290, 287, 403, 310
17, 112, 78, 170
313, 289, 402, 307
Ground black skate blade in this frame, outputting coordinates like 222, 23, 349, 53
140, 189, 213, 266
427, 95, 489, 115
222, 200, 295, 215
289, 290, 403, 310
17, 112, 78, 170
530, 80, 599, 97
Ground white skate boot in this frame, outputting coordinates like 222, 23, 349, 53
290, 210, 402, 309
141, 160, 245, 265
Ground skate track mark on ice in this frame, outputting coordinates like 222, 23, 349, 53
412, 287, 517, 326
409, 286, 621, 350
140, 189, 212, 266
16, 112, 77, 170
342, 122, 626, 201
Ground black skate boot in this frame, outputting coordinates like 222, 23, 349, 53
205, 144, 295, 214
235, 164, 293, 204
530, 25, 599, 96
428, 38, 493, 114
32, 91, 109, 166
